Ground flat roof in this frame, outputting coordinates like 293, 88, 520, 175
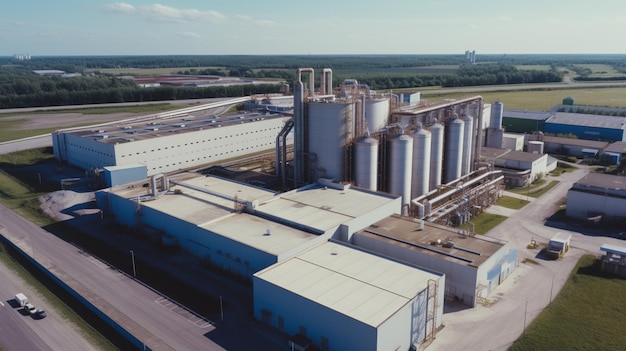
574, 173, 626, 191
354, 215, 505, 267
498, 150, 545, 163
256, 184, 399, 233
542, 135, 609, 149
66, 111, 288, 144
480, 147, 511, 159
604, 141, 626, 154
503, 109, 554, 121
600, 243, 626, 256
112, 174, 276, 226
547, 112, 626, 130
254, 241, 440, 327
201, 213, 319, 256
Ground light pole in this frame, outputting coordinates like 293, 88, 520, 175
129, 250, 136, 278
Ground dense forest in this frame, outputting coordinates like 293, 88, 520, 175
1, 54, 625, 109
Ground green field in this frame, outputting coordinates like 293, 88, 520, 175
574, 64, 623, 78
509, 255, 626, 350
422, 86, 626, 110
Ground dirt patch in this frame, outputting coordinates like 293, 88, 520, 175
39, 190, 99, 221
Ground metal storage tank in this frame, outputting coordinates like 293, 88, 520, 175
490, 101, 503, 129
527, 140, 544, 154
389, 134, 413, 212
429, 122, 444, 191
307, 101, 356, 181
486, 128, 504, 148
411, 124, 431, 199
444, 118, 465, 183
462, 114, 474, 175
355, 136, 379, 190
364, 97, 390, 132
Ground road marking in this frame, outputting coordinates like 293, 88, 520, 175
155, 297, 213, 328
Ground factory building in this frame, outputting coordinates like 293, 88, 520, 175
254, 241, 444, 351
566, 173, 626, 225
351, 215, 516, 307
480, 147, 552, 187
540, 135, 609, 158
501, 109, 552, 133
544, 112, 626, 142
600, 141, 626, 164
95, 174, 402, 278
53, 105, 290, 177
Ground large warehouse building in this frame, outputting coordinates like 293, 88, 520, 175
254, 241, 444, 351
53, 107, 290, 176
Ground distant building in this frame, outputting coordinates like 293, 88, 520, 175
566, 173, 626, 224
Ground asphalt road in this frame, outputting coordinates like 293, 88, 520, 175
0, 224, 98, 351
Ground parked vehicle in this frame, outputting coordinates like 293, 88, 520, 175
546, 233, 572, 259
14, 293, 28, 307
34, 309, 47, 319
24, 302, 37, 315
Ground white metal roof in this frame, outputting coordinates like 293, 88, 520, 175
122, 175, 276, 225
255, 241, 440, 327
256, 185, 399, 233
200, 213, 319, 256
600, 243, 626, 256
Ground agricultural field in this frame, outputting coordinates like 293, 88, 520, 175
573, 63, 623, 78
422, 86, 626, 110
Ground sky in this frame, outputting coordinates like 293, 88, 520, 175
1, 0, 625, 56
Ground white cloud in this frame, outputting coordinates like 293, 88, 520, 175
179, 31, 201, 39
104, 2, 136, 14
103, 3, 274, 26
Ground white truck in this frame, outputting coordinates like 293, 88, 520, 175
15, 293, 28, 307
546, 233, 572, 259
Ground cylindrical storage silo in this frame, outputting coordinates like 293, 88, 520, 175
462, 114, 474, 175
444, 118, 465, 183
355, 136, 379, 190
364, 97, 390, 132
389, 134, 413, 212
307, 101, 356, 181
486, 128, 504, 149
490, 101, 503, 129
429, 122, 444, 191
411, 125, 431, 199
527, 140, 544, 154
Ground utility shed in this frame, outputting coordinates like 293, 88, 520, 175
253, 241, 444, 351
351, 215, 516, 307
600, 244, 626, 277
566, 173, 626, 224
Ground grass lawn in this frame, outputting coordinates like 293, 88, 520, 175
507, 180, 560, 198
495, 195, 529, 210
509, 255, 626, 350
460, 213, 508, 234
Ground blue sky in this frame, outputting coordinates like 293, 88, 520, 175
1, 0, 624, 56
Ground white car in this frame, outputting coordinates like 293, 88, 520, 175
23, 303, 37, 315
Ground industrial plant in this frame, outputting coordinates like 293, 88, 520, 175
53, 68, 528, 351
